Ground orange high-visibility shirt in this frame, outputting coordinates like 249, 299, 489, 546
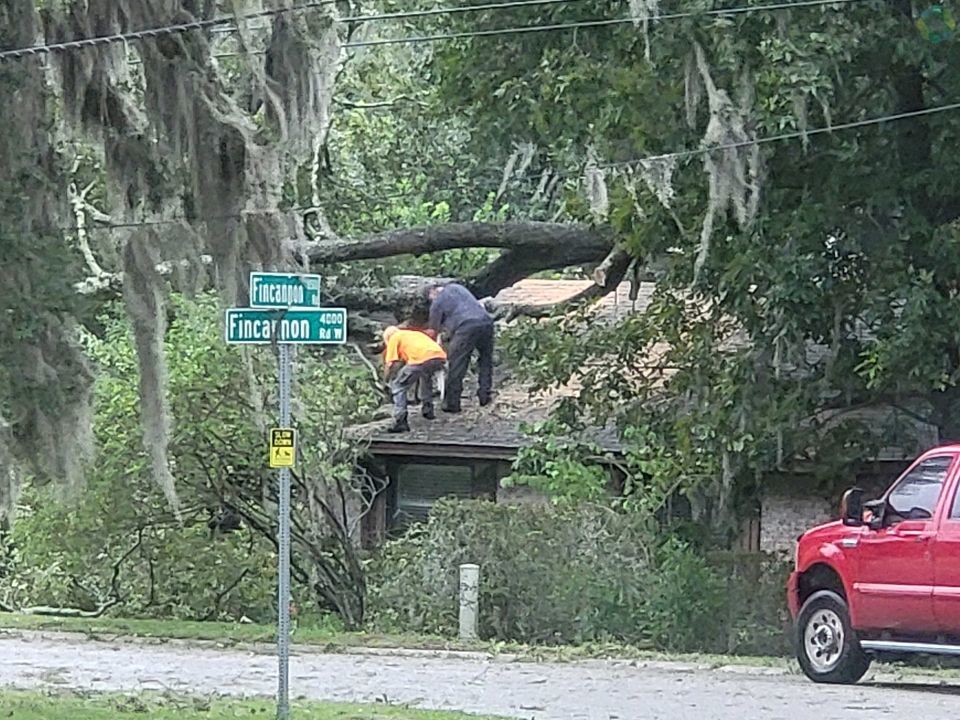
384, 329, 447, 366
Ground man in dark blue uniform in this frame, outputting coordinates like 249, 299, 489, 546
427, 283, 494, 413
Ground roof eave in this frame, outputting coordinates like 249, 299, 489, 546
366, 439, 521, 461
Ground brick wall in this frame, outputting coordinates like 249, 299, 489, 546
758, 463, 905, 554
760, 494, 834, 554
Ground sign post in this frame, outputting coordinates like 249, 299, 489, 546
276, 342, 292, 720
226, 272, 346, 720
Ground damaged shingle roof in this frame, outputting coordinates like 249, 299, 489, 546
347, 279, 633, 459
347, 278, 941, 462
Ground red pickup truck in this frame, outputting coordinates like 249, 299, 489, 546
789, 445, 960, 683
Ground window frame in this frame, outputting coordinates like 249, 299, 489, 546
884, 454, 955, 521
383, 457, 505, 531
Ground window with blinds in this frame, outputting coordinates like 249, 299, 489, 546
388, 460, 502, 529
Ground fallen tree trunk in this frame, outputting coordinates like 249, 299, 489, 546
305, 221, 613, 266
311, 222, 618, 313
78, 221, 623, 336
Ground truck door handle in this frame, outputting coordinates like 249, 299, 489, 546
893, 531, 928, 541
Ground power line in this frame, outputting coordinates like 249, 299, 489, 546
0, 1, 337, 62
150, 0, 880, 63
0, 0, 580, 62
601, 100, 960, 169
345, 0, 584, 24
0, 0, 871, 62
76, 99, 960, 234
82, 206, 320, 232
209, 0, 585, 34
343, 0, 871, 49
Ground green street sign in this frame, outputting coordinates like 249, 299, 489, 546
249, 272, 322, 309
225, 308, 347, 345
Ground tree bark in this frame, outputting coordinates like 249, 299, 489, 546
305, 221, 613, 266
313, 222, 617, 315
79, 221, 621, 331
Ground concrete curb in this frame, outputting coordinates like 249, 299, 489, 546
0, 628, 519, 661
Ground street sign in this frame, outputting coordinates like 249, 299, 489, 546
224, 307, 347, 345
269, 428, 296, 468
225, 274, 348, 720
249, 272, 322, 309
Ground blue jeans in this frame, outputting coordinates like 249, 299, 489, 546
390, 357, 445, 420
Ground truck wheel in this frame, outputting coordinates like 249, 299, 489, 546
796, 590, 871, 684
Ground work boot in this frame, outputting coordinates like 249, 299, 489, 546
422, 405, 436, 420
387, 416, 410, 433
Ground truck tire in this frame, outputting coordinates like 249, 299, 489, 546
796, 590, 871, 684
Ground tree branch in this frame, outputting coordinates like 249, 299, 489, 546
334, 95, 425, 110
504, 247, 633, 320
12, 529, 144, 618
306, 221, 613, 266
202, 568, 251, 621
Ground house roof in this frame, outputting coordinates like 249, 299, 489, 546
349, 277, 941, 464
347, 367, 621, 460
494, 278, 656, 321
347, 278, 632, 460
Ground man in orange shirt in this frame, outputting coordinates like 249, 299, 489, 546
383, 325, 447, 433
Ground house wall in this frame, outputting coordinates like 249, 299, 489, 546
365, 453, 909, 554
760, 494, 834, 554
361, 456, 554, 545
758, 463, 906, 554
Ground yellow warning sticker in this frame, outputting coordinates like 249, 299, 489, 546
269, 428, 296, 468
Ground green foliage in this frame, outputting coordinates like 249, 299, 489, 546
505, 419, 612, 505
642, 538, 726, 653
1, 293, 378, 623
368, 500, 651, 644
427, 0, 960, 535
3, 296, 275, 620
367, 500, 789, 654
709, 551, 794, 656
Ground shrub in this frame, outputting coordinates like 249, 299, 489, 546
1, 294, 376, 625
365, 499, 792, 653
707, 550, 793, 656
641, 537, 727, 652
367, 500, 653, 645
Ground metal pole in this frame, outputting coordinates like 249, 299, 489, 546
277, 342, 292, 720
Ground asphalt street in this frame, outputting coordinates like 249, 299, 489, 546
1, 633, 957, 719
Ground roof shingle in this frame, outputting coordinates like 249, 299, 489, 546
348, 278, 632, 458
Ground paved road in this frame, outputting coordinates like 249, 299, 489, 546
1, 632, 958, 719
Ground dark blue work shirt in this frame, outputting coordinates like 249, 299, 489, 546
428, 284, 492, 336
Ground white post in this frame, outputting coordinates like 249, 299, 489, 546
459, 563, 479, 642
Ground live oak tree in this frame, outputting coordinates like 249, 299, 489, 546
1, 0, 377, 621
7, 0, 960, 557
409, 0, 960, 533
309, 0, 960, 535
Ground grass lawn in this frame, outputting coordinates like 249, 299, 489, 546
0, 612, 464, 650
0, 690, 505, 720
0, 611, 785, 665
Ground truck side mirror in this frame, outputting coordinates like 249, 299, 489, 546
841, 487, 864, 527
